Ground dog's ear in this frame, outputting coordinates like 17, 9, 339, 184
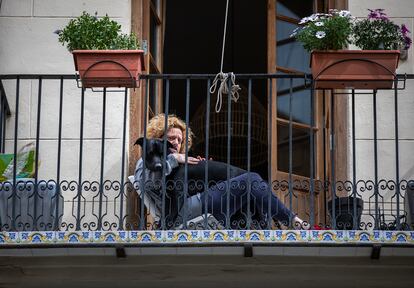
134, 137, 144, 147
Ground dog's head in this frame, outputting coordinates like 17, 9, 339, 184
135, 137, 174, 171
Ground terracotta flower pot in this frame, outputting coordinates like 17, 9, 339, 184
72, 50, 145, 88
311, 50, 400, 89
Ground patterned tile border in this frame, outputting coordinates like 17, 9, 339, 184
1, 230, 414, 246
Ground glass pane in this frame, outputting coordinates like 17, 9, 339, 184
151, 0, 160, 13
150, 15, 158, 61
149, 78, 157, 115
276, 1, 315, 177
277, 124, 311, 177
277, 78, 311, 125
276, 1, 313, 126
277, 0, 313, 19
276, 24, 310, 73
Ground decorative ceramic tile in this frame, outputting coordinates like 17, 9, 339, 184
0, 232, 19, 244
284, 231, 300, 242
347, 230, 358, 242
202, 230, 212, 241
310, 230, 346, 243
225, 230, 237, 241
238, 230, 248, 241
382, 231, 412, 244
241, 230, 277, 242
345, 230, 383, 244
166, 230, 203, 242
262, 230, 272, 241
211, 230, 233, 242
188, 230, 202, 242
57, 231, 91, 244
245, 231, 263, 242
167, 231, 192, 243
128, 231, 163, 244
370, 230, 383, 242
356, 231, 372, 243
92, 231, 129, 244
1, 229, 414, 246
274, 230, 284, 241
18, 231, 55, 245
309, 230, 323, 242
129, 231, 139, 242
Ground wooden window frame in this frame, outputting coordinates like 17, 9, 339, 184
268, 0, 348, 224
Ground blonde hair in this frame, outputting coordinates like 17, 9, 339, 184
146, 113, 193, 153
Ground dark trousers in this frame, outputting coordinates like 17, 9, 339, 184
200, 172, 295, 227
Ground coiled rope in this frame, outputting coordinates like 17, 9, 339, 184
209, 0, 240, 113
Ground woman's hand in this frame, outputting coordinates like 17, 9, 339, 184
196, 156, 213, 161
172, 153, 200, 164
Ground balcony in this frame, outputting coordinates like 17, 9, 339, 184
0, 73, 414, 249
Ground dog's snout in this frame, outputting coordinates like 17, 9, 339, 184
154, 163, 162, 170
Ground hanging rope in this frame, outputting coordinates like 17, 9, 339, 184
210, 72, 240, 113
209, 0, 241, 113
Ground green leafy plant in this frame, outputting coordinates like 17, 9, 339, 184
55, 11, 139, 51
352, 9, 412, 50
0, 143, 36, 182
292, 9, 353, 52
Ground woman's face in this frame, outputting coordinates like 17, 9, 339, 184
166, 127, 183, 153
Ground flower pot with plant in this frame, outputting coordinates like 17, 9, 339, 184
293, 9, 411, 89
56, 12, 145, 88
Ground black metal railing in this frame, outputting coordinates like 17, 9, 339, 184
0, 73, 413, 232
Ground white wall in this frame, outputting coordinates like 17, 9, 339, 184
348, 0, 414, 226
0, 0, 133, 230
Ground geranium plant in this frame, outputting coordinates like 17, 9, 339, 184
292, 9, 353, 52
352, 9, 412, 50
56, 11, 140, 51
54, 11, 144, 88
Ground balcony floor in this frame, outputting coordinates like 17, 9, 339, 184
1, 242, 414, 288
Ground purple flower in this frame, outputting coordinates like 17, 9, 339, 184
53, 29, 62, 35
404, 35, 412, 49
401, 24, 410, 35
368, 8, 389, 21
400, 24, 412, 48
368, 9, 379, 19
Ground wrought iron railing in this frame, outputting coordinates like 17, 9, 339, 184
0, 73, 413, 232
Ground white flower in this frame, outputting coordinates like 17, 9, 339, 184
299, 17, 311, 24
315, 31, 326, 39
309, 14, 319, 21
290, 27, 301, 37
315, 21, 324, 26
338, 10, 351, 17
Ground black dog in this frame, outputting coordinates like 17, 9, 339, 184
134, 137, 174, 173
135, 137, 265, 228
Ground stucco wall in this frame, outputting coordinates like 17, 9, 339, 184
0, 0, 133, 228
348, 0, 414, 224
